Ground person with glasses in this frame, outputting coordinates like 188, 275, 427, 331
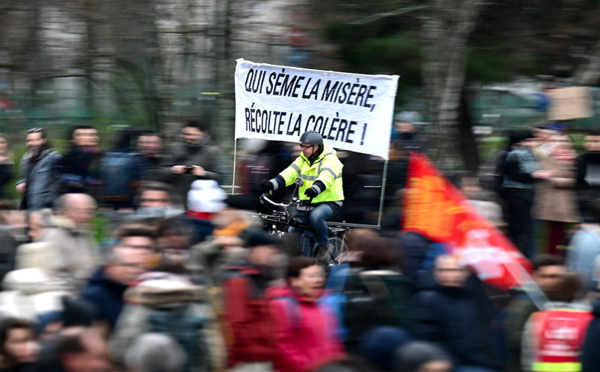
261, 131, 344, 262
15, 128, 62, 211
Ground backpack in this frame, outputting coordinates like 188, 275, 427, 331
339, 272, 411, 346
99, 152, 142, 202
147, 304, 207, 372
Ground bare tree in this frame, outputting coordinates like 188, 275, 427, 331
421, 0, 484, 170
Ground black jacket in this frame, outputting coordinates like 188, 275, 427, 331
412, 273, 498, 369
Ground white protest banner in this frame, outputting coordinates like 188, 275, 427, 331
234, 59, 399, 159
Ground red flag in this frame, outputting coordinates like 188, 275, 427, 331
403, 152, 533, 290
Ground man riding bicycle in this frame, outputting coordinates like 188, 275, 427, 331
261, 131, 344, 261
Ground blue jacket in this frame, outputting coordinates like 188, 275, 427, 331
503, 147, 538, 190
81, 268, 128, 329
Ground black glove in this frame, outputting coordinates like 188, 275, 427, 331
305, 186, 319, 198
260, 179, 274, 192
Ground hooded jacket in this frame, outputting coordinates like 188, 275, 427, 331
108, 272, 223, 372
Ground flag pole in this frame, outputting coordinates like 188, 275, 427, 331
231, 138, 238, 195
376, 159, 389, 228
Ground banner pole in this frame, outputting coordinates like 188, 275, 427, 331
503, 258, 549, 311
376, 159, 389, 228
231, 138, 238, 195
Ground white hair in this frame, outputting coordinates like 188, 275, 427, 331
125, 333, 187, 372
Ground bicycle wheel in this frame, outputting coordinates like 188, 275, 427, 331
329, 234, 350, 264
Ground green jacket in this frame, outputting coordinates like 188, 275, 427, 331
278, 144, 344, 203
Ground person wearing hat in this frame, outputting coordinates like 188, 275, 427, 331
261, 131, 344, 262
222, 230, 284, 372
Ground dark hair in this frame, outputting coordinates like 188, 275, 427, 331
588, 199, 600, 224
112, 127, 141, 152
446, 171, 476, 190
553, 271, 582, 303
356, 236, 398, 269
156, 217, 194, 250
287, 257, 319, 280
532, 254, 565, 272
585, 129, 600, 137
26, 127, 47, 139
311, 356, 379, 372
136, 181, 178, 206
66, 124, 95, 141
112, 222, 158, 241
183, 119, 209, 132
507, 130, 533, 150
0, 318, 33, 358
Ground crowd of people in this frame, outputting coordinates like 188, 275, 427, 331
0, 114, 598, 372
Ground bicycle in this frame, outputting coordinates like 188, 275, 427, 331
256, 180, 351, 264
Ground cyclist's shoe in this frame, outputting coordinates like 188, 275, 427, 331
315, 243, 335, 264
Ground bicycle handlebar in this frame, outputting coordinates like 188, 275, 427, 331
260, 193, 291, 209
260, 193, 313, 210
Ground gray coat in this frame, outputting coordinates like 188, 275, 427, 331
166, 140, 222, 206
17, 149, 62, 211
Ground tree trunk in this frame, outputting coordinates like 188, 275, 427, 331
573, 37, 600, 86
457, 86, 479, 172
421, 0, 483, 171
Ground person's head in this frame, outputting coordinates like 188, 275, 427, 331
138, 182, 175, 209
311, 356, 378, 372
111, 128, 139, 151
212, 194, 256, 229
113, 223, 157, 251
352, 233, 398, 269
394, 111, 420, 134
181, 119, 209, 146
0, 318, 37, 365
245, 230, 282, 268
104, 246, 149, 285
508, 129, 535, 150
27, 209, 52, 242
287, 257, 325, 299
550, 134, 575, 160
57, 328, 109, 372
137, 132, 163, 157
532, 255, 566, 294
299, 131, 323, 160
125, 333, 187, 372
584, 129, 600, 153
588, 199, 600, 224
25, 128, 48, 152
534, 125, 552, 143
68, 125, 99, 148
433, 255, 469, 288
552, 270, 582, 303
155, 218, 194, 269
394, 341, 452, 372
54, 194, 97, 227
447, 171, 481, 199
359, 326, 412, 372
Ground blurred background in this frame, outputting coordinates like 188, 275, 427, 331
2, 0, 600, 179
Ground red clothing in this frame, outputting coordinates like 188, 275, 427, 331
527, 307, 593, 372
223, 266, 276, 366
268, 286, 345, 372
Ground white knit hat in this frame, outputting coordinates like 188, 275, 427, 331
187, 180, 226, 213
